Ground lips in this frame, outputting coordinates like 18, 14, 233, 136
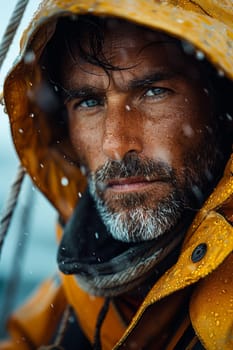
105, 176, 164, 193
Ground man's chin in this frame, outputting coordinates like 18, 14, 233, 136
97, 202, 182, 243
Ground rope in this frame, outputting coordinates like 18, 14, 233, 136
93, 298, 110, 350
0, 0, 30, 70
0, 177, 34, 336
0, 164, 25, 257
38, 305, 72, 350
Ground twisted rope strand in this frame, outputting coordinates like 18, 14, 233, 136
0, 0, 30, 70
0, 165, 25, 257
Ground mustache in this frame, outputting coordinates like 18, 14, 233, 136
89, 154, 175, 184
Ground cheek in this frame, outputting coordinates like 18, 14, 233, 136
68, 118, 104, 170
142, 102, 213, 168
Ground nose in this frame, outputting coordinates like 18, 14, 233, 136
102, 103, 143, 161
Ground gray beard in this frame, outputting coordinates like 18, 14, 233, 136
89, 182, 185, 243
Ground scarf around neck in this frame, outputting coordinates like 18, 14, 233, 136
57, 190, 185, 297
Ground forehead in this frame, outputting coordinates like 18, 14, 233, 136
61, 18, 199, 87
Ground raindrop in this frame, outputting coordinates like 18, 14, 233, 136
61, 246, 66, 251
18, 128, 24, 134
226, 113, 232, 121
50, 303, 54, 308
29, 112, 35, 118
195, 50, 205, 60
217, 69, 225, 77
78, 192, 82, 198
70, 14, 78, 21
191, 185, 204, 203
61, 177, 69, 186
24, 50, 36, 64
176, 18, 184, 24
29, 81, 33, 87
204, 169, 213, 181
125, 104, 131, 111
203, 88, 209, 95
98, 181, 107, 192
182, 124, 194, 137
95, 232, 99, 239
181, 41, 195, 55
56, 140, 61, 144
68, 315, 76, 323
216, 320, 220, 326
184, 98, 189, 103
53, 85, 59, 92
40, 163, 44, 168
80, 165, 87, 176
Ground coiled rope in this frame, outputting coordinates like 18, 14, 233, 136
0, 0, 30, 257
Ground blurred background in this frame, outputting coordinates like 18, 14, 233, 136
0, 0, 57, 337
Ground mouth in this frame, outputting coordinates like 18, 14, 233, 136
104, 176, 168, 193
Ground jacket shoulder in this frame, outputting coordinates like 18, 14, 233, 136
190, 253, 233, 350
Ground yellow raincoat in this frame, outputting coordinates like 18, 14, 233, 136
1, 1, 233, 349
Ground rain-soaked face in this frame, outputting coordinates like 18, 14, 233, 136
62, 19, 220, 243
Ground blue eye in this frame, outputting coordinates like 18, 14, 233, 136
145, 87, 167, 97
79, 98, 99, 108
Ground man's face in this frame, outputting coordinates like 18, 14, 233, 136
62, 19, 220, 242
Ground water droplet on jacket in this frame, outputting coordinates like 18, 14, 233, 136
61, 177, 69, 186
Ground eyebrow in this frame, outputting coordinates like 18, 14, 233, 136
62, 70, 178, 102
129, 71, 178, 89
62, 86, 103, 102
